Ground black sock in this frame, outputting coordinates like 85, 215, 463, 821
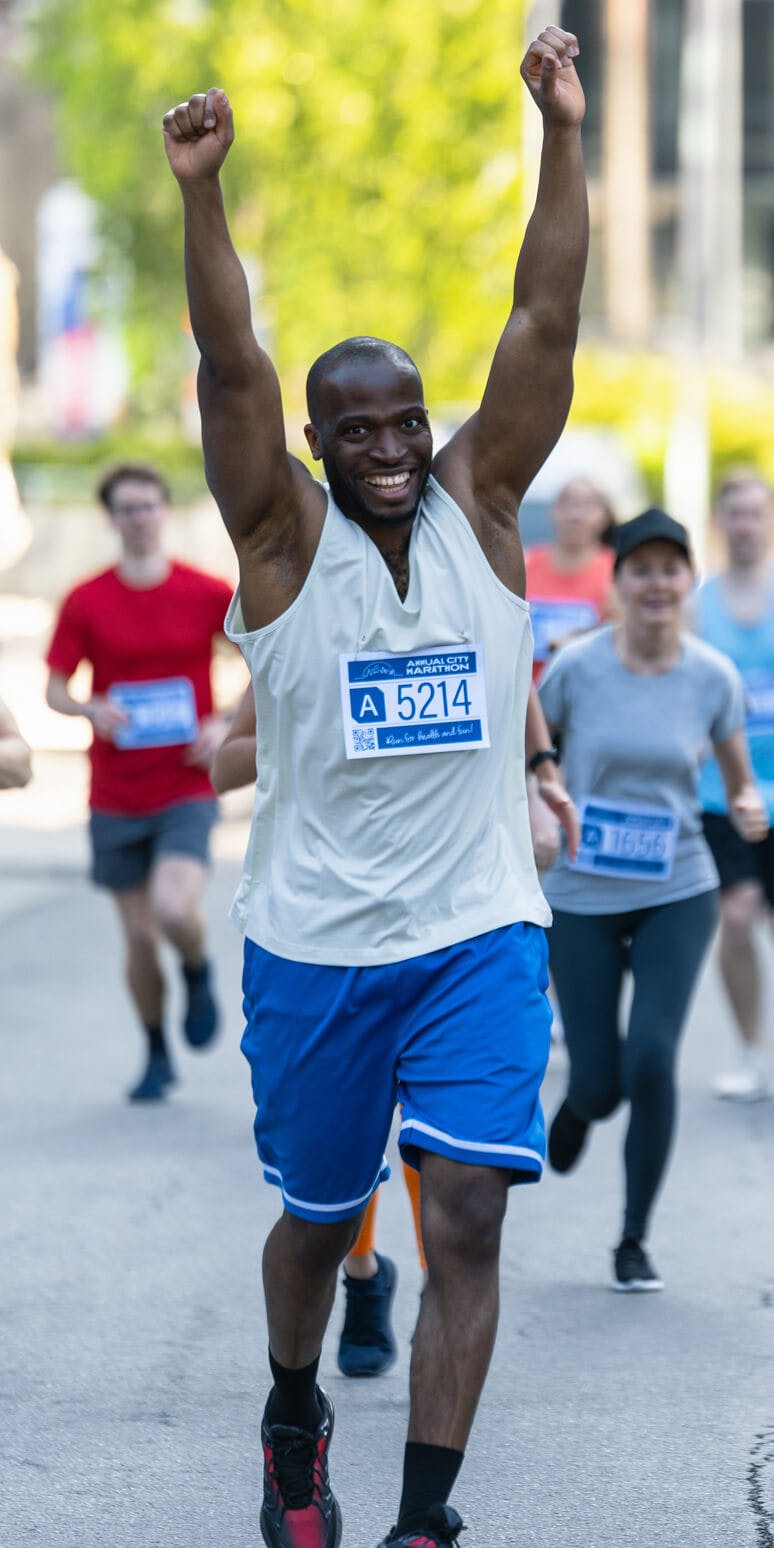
183, 958, 209, 984
144, 1024, 167, 1058
267, 1350, 321, 1432
397, 1442, 464, 1532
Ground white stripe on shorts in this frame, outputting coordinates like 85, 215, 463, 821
261, 1158, 389, 1215
399, 1117, 543, 1167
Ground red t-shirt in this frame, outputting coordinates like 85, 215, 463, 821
525, 544, 615, 681
47, 561, 234, 814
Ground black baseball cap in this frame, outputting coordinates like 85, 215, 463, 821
613, 508, 693, 571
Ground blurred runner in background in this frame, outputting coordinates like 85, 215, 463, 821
525, 475, 616, 684
45, 464, 234, 1102
696, 473, 774, 1101
539, 509, 767, 1292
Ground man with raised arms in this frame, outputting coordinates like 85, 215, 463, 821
163, 25, 586, 1548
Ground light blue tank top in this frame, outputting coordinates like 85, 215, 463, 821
696, 574, 774, 818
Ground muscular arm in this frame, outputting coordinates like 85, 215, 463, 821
164, 90, 323, 622
0, 699, 32, 789
182, 176, 296, 535
435, 27, 588, 589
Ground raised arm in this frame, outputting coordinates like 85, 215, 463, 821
435, 27, 588, 585
163, 90, 323, 622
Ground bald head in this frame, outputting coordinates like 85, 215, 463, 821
302, 336, 433, 530
306, 337, 422, 427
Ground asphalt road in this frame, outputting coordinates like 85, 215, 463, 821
2, 846, 774, 1548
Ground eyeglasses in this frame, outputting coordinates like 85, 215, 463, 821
110, 501, 164, 517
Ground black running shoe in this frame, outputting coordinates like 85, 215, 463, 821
547, 1099, 590, 1173
127, 1050, 175, 1102
261, 1387, 342, 1548
337, 1253, 398, 1377
377, 1504, 466, 1546
182, 958, 220, 1048
611, 1238, 664, 1293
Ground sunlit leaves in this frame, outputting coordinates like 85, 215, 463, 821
30, 0, 527, 419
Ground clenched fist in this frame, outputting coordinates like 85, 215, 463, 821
520, 26, 585, 128
162, 87, 234, 182
729, 784, 769, 845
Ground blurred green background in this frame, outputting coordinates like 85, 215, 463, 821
3, 0, 774, 497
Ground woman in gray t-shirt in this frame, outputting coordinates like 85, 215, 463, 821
538, 509, 767, 1292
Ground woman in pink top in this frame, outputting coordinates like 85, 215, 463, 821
526, 476, 616, 683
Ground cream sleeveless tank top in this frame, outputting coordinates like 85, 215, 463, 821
225, 474, 550, 965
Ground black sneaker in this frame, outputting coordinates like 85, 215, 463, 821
547, 1099, 590, 1173
611, 1238, 664, 1293
182, 958, 220, 1048
377, 1504, 466, 1546
261, 1387, 342, 1548
337, 1253, 398, 1377
127, 1050, 175, 1102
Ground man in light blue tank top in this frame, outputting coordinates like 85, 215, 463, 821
696, 472, 774, 1102
163, 25, 587, 1548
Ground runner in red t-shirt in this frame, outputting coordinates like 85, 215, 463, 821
46, 462, 236, 1101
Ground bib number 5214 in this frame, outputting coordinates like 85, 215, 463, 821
396, 678, 473, 721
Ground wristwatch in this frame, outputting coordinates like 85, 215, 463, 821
528, 747, 560, 773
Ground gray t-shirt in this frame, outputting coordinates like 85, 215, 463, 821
538, 625, 745, 914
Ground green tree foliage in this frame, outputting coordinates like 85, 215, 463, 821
30, 0, 529, 422
570, 347, 774, 496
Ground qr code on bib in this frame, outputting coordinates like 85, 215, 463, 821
353, 727, 376, 753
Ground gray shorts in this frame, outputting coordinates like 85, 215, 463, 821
89, 799, 219, 892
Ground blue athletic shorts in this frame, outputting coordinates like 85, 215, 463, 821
240, 921, 551, 1223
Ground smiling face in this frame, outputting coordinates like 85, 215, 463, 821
304, 353, 433, 530
615, 540, 694, 626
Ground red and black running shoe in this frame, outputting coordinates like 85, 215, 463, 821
261, 1387, 342, 1548
377, 1503, 466, 1546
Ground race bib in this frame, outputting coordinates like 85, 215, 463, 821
529, 598, 600, 664
743, 668, 774, 735
572, 797, 679, 882
340, 646, 490, 759
109, 677, 199, 750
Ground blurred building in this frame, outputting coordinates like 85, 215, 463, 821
551, 0, 774, 359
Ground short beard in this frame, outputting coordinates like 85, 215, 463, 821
321, 455, 429, 528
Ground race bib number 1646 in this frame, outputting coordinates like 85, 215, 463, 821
340, 646, 490, 759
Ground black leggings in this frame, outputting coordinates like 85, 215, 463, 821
548, 890, 718, 1241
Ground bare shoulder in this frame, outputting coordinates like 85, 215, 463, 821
431, 417, 525, 596
234, 457, 328, 632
